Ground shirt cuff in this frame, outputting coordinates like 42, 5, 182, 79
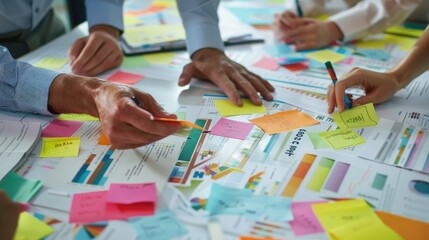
16, 63, 59, 115
184, 22, 224, 56
329, 7, 370, 42
85, 0, 124, 32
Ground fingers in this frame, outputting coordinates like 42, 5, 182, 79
210, 70, 243, 106
243, 71, 275, 101
178, 63, 194, 86
68, 38, 86, 65
136, 92, 177, 119
70, 35, 102, 74
327, 84, 336, 114
229, 69, 262, 105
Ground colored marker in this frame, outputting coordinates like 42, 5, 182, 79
325, 61, 353, 109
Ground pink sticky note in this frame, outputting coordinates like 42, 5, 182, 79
41, 119, 84, 137
107, 71, 144, 84
252, 57, 280, 71
70, 191, 154, 223
210, 118, 254, 140
289, 201, 326, 236
106, 183, 157, 204
340, 57, 354, 65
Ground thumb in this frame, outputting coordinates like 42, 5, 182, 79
178, 63, 195, 86
140, 93, 176, 119
352, 95, 374, 107
68, 38, 86, 65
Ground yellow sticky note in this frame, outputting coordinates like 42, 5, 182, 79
306, 49, 346, 63
355, 40, 385, 49
15, 212, 55, 240
315, 14, 330, 21
124, 14, 142, 26
152, 0, 176, 7
214, 99, 266, 117
40, 137, 80, 158
143, 52, 176, 65
385, 25, 424, 38
249, 109, 319, 135
332, 103, 379, 129
318, 128, 366, 149
384, 34, 416, 50
33, 57, 68, 70
57, 114, 99, 121
312, 199, 376, 231
329, 216, 402, 240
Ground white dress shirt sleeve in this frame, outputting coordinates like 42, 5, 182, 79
177, 0, 225, 56
0, 46, 59, 115
85, 0, 125, 32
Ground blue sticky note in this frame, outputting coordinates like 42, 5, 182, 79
206, 183, 293, 221
264, 44, 294, 57
278, 56, 308, 65
0, 172, 43, 202
356, 49, 390, 61
228, 7, 279, 25
130, 209, 187, 240
308, 59, 327, 69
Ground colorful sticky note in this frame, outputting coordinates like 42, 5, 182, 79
107, 70, 144, 85
355, 40, 385, 49
143, 52, 176, 65
41, 119, 84, 138
153, 117, 204, 130
210, 118, 254, 140
332, 103, 379, 129
356, 49, 390, 61
277, 56, 308, 65
39, 137, 80, 158
70, 191, 154, 223
376, 211, 429, 240
264, 44, 294, 57
98, 133, 111, 146
57, 114, 99, 121
227, 7, 279, 25
384, 34, 416, 50
122, 55, 151, 68
385, 25, 424, 38
130, 209, 187, 239
318, 128, 366, 149
307, 132, 330, 149
252, 57, 280, 71
0, 172, 43, 202
214, 99, 266, 117
283, 62, 308, 71
306, 49, 346, 63
249, 109, 319, 135
106, 183, 157, 204
312, 199, 376, 231
329, 216, 402, 240
15, 212, 55, 240
289, 201, 326, 236
33, 57, 68, 70
206, 183, 293, 221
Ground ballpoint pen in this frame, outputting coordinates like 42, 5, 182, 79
295, 0, 303, 17
325, 61, 353, 109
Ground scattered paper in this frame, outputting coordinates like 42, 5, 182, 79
332, 103, 379, 129
107, 70, 144, 85
41, 119, 83, 138
318, 128, 366, 150
289, 201, 326, 236
15, 212, 55, 240
306, 49, 346, 63
39, 137, 80, 158
376, 211, 429, 240
33, 57, 68, 70
0, 172, 43, 202
210, 118, 254, 140
214, 99, 266, 117
250, 109, 319, 135
106, 183, 157, 204
252, 57, 280, 71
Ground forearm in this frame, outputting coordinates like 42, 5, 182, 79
48, 75, 100, 117
390, 27, 429, 88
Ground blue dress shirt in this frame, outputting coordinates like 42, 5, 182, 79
0, 46, 59, 115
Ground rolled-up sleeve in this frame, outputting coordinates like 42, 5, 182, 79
0, 46, 59, 115
85, 0, 124, 32
177, 0, 224, 56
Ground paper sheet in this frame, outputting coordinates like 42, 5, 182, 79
107, 70, 144, 85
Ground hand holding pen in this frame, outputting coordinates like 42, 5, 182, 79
325, 61, 353, 113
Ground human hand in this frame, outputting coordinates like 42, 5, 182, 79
0, 191, 21, 240
327, 68, 401, 113
48, 75, 182, 149
273, 11, 307, 38
178, 48, 275, 106
68, 25, 123, 76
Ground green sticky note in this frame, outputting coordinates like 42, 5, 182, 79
385, 25, 424, 38
0, 172, 43, 202
332, 103, 379, 129
122, 55, 151, 69
57, 114, 99, 121
214, 99, 266, 116
307, 132, 330, 149
15, 212, 55, 240
306, 49, 346, 63
33, 57, 68, 70
318, 128, 366, 150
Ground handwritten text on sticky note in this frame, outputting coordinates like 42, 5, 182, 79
40, 137, 80, 158
333, 103, 379, 129
106, 183, 157, 204
318, 128, 366, 149
210, 118, 254, 140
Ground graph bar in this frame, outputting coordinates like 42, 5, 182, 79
72, 154, 96, 183
306, 157, 334, 192
324, 162, 350, 192
178, 119, 207, 161
423, 153, 429, 173
394, 127, 413, 165
371, 173, 387, 190
245, 171, 264, 191
405, 130, 425, 168
87, 147, 115, 185
281, 154, 316, 197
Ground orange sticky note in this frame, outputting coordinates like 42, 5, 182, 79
376, 211, 429, 240
249, 109, 319, 135
153, 117, 204, 130
98, 133, 111, 146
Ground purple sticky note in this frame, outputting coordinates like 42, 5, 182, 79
41, 119, 84, 137
252, 57, 280, 71
210, 118, 254, 140
106, 183, 157, 204
289, 201, 326, 236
